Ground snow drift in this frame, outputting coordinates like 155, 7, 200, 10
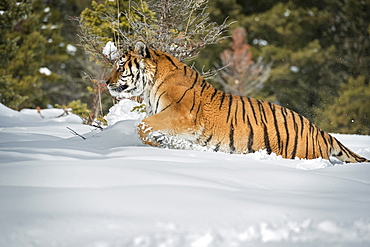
0, 102, 370, 246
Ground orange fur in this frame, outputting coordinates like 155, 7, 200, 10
106, 41, 369, 163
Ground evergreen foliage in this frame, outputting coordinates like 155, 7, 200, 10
56, 99, 91, 124
0, 0, 90, 110
314, 76, 370, 135
0, 0, 45, 109
0, 0, 368, 135
242, 0, 370, 126
79, 0, 139, 66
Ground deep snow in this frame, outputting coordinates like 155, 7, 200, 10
0, 102, 370, 247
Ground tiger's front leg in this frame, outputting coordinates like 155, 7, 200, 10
137, 111, 201, 149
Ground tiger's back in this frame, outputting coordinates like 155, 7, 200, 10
177, 75, 365, 162
106, 41, 369, 163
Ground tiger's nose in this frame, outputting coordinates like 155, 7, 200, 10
105, 79, 110, 85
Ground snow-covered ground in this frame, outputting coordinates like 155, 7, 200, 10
1, 101, 370, 247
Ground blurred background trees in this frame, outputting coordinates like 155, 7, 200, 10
0, 0, 92, 110
0, 0, 369, 134
216, 27, 272, 97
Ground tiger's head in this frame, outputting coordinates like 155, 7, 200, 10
105, 41, 154, 97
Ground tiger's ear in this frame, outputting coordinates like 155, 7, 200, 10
133, 41, 149, 58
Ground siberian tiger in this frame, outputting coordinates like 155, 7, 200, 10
105, 41, 369, 163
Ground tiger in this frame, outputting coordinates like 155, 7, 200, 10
105, 41, 369, 163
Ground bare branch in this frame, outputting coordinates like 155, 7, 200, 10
107, 0, 231, 62
67, 127, 86, 140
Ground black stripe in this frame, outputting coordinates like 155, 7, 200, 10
316, 128, 324, 158
328, 133, 334, 146
183, 66, 187, 76
192, 72, 199, 86
305, 127, 309, 159
299, 115, 305, 137
200, 82, 208, 96
133, 60, 140, 82
219, 92, 226, 110
164, 54, 178, 69
310, 124, 316, 158
210, 89, 218, 101
204, 134, 213, 146
337, 139, 351, 158
161, 103, 172, 112
121, 73, 133, 79
240, 96, 246, 123
269, 102, 281, 153
320, 130, 328, 148
226, 94, 233, 123
189, 69, 194, 78
176, 90, 189, 104
139, 71, 146, 88
127, 60, 133, 77
134, 70, 140, 82
258, 101, 268, 123
214, 142, 221, 152
176, 75, 198, 104
299, 114, 305, 154
291, 112, 299, 159
155, 91, 166, 113
313, 127, 319, 158
229, 123, 235, 154
133, 59, 140, 70
246, 115, 254, 153
190, 91, 196, 112
154, 81, 165, 98
281, 107, 290, 158
200, 79, 206, 87
337, 140, 363, 162
263, 123, 272, 154
247, 98, 258, 125
234, 98, 238, 126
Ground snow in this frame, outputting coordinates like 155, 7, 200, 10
66, 44, 77, 55
0, 102, 370, 246
105, 98, 146, 126
39, 67, 52, 76
103, 41, 120, 61
290, 65, 299, 73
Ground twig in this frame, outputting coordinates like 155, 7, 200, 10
36, 106, 44, 118
89, 123, 104, 130
55, 108, 70, 118
67, 127, 86, 140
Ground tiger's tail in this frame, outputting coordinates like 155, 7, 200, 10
330, 136, 369, 163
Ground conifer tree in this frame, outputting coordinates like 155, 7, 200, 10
242, 0, 370, 125
314, 76, 370, 135
217, 27, 271, 97
0, 0, 74, 110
